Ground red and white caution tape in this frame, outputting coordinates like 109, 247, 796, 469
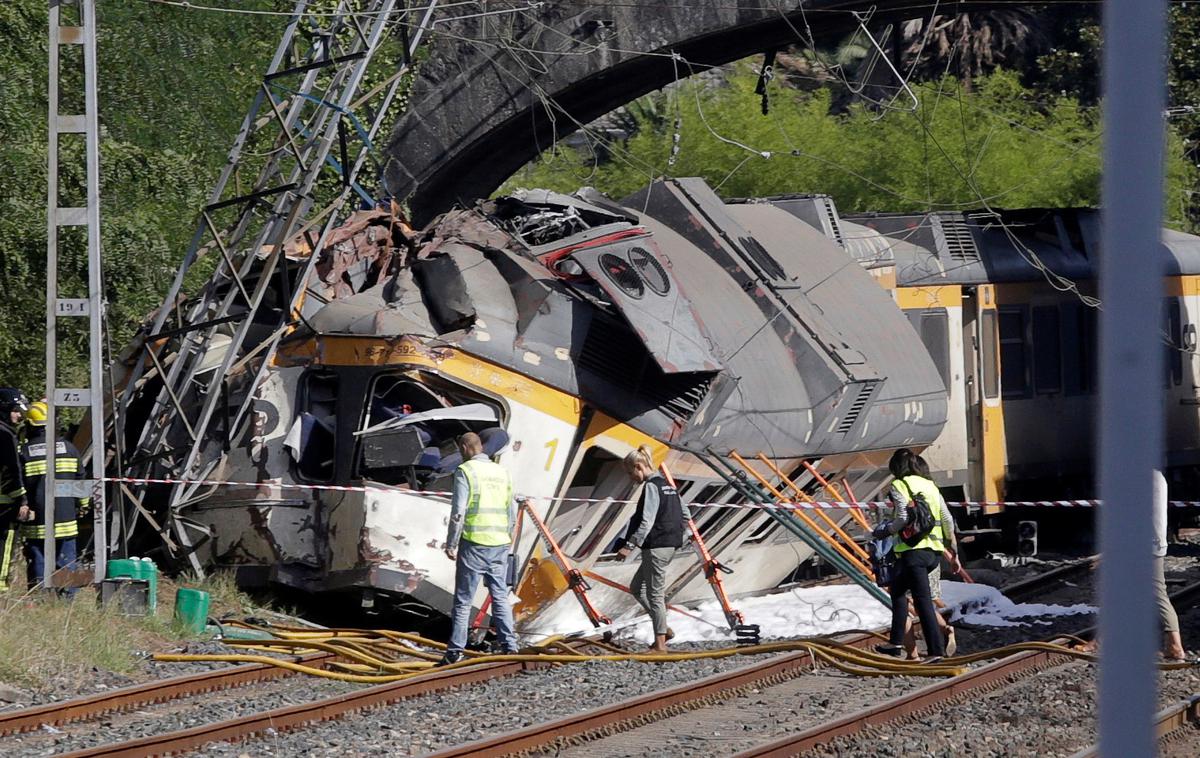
100, 477, 1200, 510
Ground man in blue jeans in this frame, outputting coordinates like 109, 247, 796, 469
438, 432, 525, 666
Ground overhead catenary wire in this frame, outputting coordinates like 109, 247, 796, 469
137, 0, 1159, 321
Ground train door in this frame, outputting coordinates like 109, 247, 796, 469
965, 284, 1006, 505
963, 287, 983, 497
513, 410, 663, 616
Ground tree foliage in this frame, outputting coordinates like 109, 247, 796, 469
0, 1, 279, 394
504, 66, 1195, 227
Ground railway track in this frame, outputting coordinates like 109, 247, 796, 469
1068, 693, 1200, 757
735, 578, 1200, 758
996, 556, 1095, 603
426, 566, 1187, 758
0, 560, 1110, 757
0, 652, 335, 737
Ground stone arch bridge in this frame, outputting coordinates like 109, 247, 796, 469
383, 0, 1060, 223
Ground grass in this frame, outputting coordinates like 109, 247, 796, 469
0, 564, 260, 691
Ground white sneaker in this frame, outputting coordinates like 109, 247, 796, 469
945, 627, 957, 657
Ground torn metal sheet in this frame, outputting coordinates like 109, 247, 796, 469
571, 241, 722, 374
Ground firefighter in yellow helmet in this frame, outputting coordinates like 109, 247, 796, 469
18, 401, 86, 596
0, 388, 29, 593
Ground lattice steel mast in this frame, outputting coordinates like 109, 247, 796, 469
112, 0, 440, 572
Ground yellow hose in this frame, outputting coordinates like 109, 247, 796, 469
165, 623, 1198, 686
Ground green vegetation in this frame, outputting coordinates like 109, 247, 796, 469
1, 2, 1199, 398
504, 67, 1195, 227
0, 0, 280, 394
0, 571, 256, 690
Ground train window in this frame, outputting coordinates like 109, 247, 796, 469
291, 371, 339, 482
905, 309, 950, 391
1062, 303, 1098, 395
672, 478, 697, 498
1032, 307, 1062, 394
981, 310, 999, 399
353, 372, 506, 487
564, 447, 634, 559
1165, 299, 1183, 387
696, 482, 729, 534
742, 517, 780, 544
998, 307, 1029, 398
690, 483, 730, 537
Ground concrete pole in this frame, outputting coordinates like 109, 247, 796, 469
82, 0, 107, 581
1098, 1, 1168, 756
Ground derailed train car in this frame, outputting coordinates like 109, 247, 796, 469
113, 177, 947, 629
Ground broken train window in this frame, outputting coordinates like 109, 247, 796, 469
354, 371, 507, 489
288, 371, 340, 482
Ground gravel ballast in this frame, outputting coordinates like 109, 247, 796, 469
5, 540, 1199, 757
190, 651, 791, 757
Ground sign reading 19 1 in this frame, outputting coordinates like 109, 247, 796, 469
55, 299, 90, 317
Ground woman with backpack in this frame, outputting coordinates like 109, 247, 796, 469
873, 448, 961, 660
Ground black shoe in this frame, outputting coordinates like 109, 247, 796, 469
435, 650, 464, 667
874, 644, 903, 657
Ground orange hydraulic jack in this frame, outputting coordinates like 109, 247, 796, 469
521, 501, 613, 633
661, 463, 758, 642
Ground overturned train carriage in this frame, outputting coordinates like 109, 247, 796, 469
113, 177, 947, 629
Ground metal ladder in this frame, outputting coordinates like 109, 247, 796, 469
702, 451, 891, 606
112, 0, 440, 571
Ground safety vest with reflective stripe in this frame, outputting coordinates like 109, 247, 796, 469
892, 475, 945, 554
19, 435, 81, 539
460, 459, 513, 546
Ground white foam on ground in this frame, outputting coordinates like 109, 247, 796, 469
598, 581, 1097, 644
942, 581, 1095, 628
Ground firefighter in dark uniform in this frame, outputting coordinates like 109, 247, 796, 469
19, 401, 85, 595
0, 389, 28, 592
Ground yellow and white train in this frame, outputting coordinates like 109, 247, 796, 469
113, 177, 949, 629
765, 196, 1200, 508
113, 175, 1200, 630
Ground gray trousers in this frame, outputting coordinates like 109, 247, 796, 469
1154, 556, 1180, 634
630, 546, 676, 636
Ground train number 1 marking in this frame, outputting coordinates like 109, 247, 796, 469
544, 439, 559, 471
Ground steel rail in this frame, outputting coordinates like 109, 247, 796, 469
425, 574, 1200, 758
56, 660, 547, 758
1069, 694, 1200, 758
735, 647, 1076, 757
26, 563, 1127, 756
735, 578, 1200, 758
421, 634, 879, 758
1001, 557, 1096, 603
0, 653, 335, 737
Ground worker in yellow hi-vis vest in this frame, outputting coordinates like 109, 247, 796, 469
439, 431, 527, 666
872, 448, 957, 660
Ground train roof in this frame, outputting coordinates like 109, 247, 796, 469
300, 178, 948, 458
838, 207, 1200, 286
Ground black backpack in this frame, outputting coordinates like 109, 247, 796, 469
896, 478, 937, 547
